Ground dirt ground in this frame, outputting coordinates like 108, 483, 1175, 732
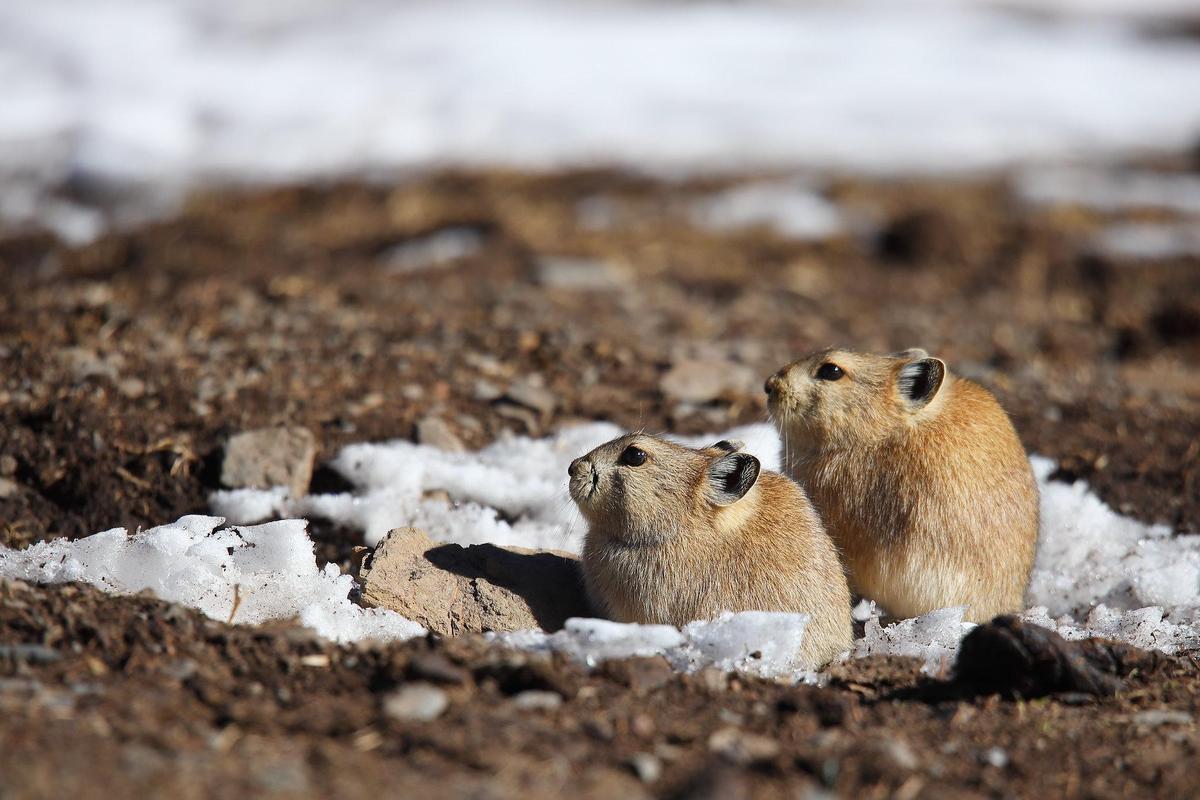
2, 168, 1199, 798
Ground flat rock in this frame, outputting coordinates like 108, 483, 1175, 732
660, 359, 756, 404
358, 527, 591, 635
503, 376, 558, 417
414, 416, 465, 452
221, 427, 317, 498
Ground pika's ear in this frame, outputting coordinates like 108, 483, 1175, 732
898, 357, 946, 408
707, 452, 760, 506
891, 347, 929, 361
709, 439, 744, 453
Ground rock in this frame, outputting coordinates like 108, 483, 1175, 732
695, 667, 728, 693
414, 416, 465, 452
408, 653, 470, 685
473, 379, 503, 402
981, 746, 1009, 768
603, 656, 674, 695
57, 347, 120, 381
864, 736, 918, 774
503, 375, 558, 417
0, 477, 20, 499
382, 683, 448, 722
510, 690, 563, 711
221, 427, 317, 498
952, 615, 1161, 698
1131, 709, 1193, 728
358, 527, 591, 635
707, 727, 780, 765
628, 753, 662, 784
0, 454, 17, 476
494, 402, 541, 433
660, 359, 756, 404
0, 644, 61, 664
536, 256, 630, 291
117, 377, 146, 399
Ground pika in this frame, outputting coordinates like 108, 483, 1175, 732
568, 434, 852, 668
765, 348, 1039, 623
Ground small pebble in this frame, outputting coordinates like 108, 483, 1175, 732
511, 690, 563, 711
982, 746, 1008, 768
1132, 709, 1193, 727
414, 416, 465, 452
383, 683, 449, 722
707, 727, 780, 764
628, 753, 662, 784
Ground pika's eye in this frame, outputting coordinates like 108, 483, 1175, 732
619, 446, 648, 467
816, 363, 844, 381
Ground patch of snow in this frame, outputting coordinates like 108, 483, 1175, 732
384, 227, 485, 274
5, 0, 1200, 235
496, 611, 814, 678
1091, 222, 1200, 260
0, 515, 424, 644
1029, 455, 1200, 615
1016, 168, 1200, 214
962, 0, 1200, 21
690, 181, 844, 240
854, 606, 976, 673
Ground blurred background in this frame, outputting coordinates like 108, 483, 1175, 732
1, 0, 1199, 544
3, 0, 1200, 238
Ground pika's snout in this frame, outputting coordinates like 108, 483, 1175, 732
764, 366, 793, 397
568, 456, 599, 503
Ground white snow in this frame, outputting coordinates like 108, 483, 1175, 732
0, 515, 424, 644
1016, 168, 1200, 215
689, 181, 845, 240
6, 0, 1200, 238
3, 422, 1199, 677
497, 611, 815, 679
854, 606, 978, 673
1091, 222, 1200, 260
384, 228, 486, 274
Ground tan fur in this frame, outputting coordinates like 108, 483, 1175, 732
568, 434, 853, 668
766, 348, 1040, 623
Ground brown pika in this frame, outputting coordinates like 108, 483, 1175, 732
568, 434, 852, 668
765, 348, 1039, 623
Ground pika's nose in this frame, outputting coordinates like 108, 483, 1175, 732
764, 369, 788, 396
569, 457, 588, 479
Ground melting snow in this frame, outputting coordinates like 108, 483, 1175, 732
6, 0, 1200, 238
2, 422, 1198, 677
1016, 168, 1200, 215
689, 182, 845, 240
0, 515, 422, 644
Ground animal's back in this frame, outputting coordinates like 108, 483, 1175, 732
799, 379, 1038, 621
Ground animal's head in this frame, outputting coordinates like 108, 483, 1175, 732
765, 348, 948, 452
568, 434, 760, 545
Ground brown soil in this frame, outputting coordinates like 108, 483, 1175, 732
2, 168, 1199, 797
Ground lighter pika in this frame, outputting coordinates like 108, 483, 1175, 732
568, 434, 852, 668
765, 348, 1039, 622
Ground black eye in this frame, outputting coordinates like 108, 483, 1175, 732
816, 363, 844, 381
619, 446, 647, 467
